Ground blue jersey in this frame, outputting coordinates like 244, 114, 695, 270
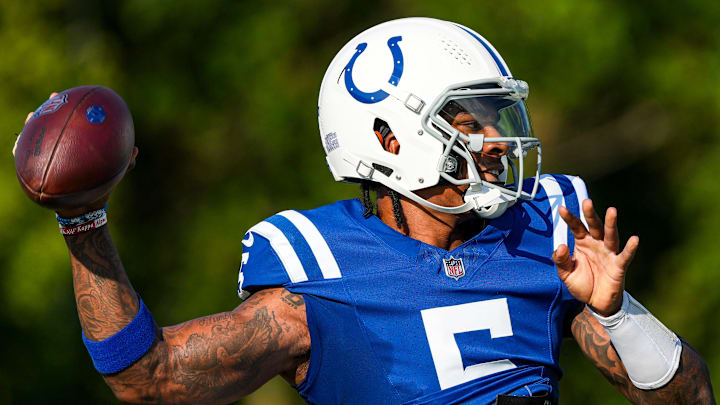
238, 174, 589, 404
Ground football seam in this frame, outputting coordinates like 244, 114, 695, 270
39, 86, 102, 195
17, 157, 131, 209
40, 158, 131, 198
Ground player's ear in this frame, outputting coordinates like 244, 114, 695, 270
385, 134, 400, 155
373, 118, 400, 155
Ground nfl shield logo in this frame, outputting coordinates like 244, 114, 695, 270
443, 256, 465, 280
29, 93, 68, 123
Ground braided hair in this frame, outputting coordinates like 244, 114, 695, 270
360, 181, 374, 217
359, 182, 405, 230
387, 188, 404, 230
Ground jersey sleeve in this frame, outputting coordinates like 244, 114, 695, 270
237, 221, 294, 299
237, 209, 344, 299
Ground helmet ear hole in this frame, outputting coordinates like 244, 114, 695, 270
373, 118, 400, 154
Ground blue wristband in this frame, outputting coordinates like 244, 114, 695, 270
82, 296, 156, 374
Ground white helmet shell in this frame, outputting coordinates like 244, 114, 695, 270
319, 17, 541, 217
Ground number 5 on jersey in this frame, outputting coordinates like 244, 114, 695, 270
421, 298, 516, 390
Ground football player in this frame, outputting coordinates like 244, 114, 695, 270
22, 17, 714, 404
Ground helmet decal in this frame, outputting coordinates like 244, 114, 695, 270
344, 36, 404, 104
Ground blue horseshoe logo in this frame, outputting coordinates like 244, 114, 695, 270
344, 36, 404, 104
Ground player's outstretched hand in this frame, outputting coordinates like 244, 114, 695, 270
552, 199, 639, 317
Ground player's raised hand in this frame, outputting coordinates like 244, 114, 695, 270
552, 199, 639, 317
14, 87, 138, 217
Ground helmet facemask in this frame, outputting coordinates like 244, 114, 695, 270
422, 78, 542, 218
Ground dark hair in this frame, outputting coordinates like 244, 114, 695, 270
361, 181, 374, 218
387, 188, 404, 230
360, 182, 404, 230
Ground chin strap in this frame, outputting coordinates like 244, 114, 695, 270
463, 183, 516, 218
475, 201, 513, 219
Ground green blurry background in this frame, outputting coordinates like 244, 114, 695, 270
1, 0, 718, 403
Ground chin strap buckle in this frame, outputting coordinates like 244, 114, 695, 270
356, 160, 375, 179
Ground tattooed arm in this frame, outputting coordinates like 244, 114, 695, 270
66, 226, 310, 405
555, 200, 715, 403
571, 308, 715, 404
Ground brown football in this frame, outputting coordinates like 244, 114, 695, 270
14, 86, 134, 209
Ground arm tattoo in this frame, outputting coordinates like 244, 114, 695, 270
66, 226, 139, 340
65, 227, 310, 403
572, 309, 715, 404
166, 306, 281, 397
281, 289, 304, 308
107, 289, 308, 403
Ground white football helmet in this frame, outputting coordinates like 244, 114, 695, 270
318, 17, 541, 218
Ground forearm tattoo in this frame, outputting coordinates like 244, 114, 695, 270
65, 228, 310, 403
66, 226, 139, 340
572, 309, 715, 404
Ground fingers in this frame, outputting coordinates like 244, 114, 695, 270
17, 112, 35, 157
559, 206, 587, 239
617, 235, 639, 269
128, 146, 139, 171
552, 243, 575, 281
582, 199, 604, 240
604, 207, 619, 253
17, 92, 60, 157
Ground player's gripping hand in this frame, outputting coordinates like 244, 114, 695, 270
14, 90, 139, 218
552, 199, 639, 317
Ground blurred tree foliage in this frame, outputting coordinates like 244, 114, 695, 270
0, 0, 718, 403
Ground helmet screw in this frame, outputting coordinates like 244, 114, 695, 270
395, 175, 402, 180
418, 178, 424, 183
417, 130, 423, 135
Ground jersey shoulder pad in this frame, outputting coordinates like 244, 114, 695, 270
238, 203, 347, 298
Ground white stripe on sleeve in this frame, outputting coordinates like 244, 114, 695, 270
279, 210, 342, 279
539, 176, 567, 251
248, 221, 308, 283
567, 175, 590, 231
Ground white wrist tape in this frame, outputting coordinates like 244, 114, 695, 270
589, 291, 682, 390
